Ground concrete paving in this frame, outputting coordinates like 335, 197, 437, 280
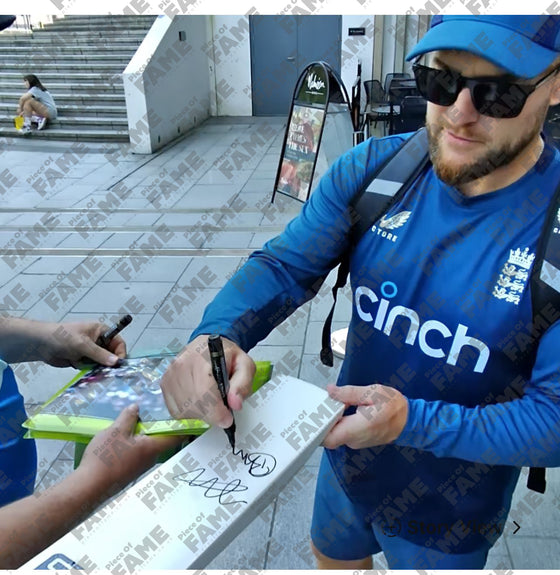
3, 117, 560, 570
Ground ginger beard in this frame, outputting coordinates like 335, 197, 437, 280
426, 99, 549, 188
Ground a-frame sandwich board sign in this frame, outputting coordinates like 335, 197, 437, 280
272, 61, 353, 204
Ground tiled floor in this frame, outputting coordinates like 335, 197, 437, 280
3, 116, 559, 569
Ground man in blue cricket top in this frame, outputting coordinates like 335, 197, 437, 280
161, 16, 560, 568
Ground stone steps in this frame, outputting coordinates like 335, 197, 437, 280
0, 81, 124, 94
0, 83, 124, 94
6, 53, 135, 62
48, 15, 156, 31
0, 90, 125, 103
0, 114, 128, 129
5, 45, 142, 54
0, 64, 128, 74
53, 15, 155, 20
0, 103, 126, 117
31, 29, 150, 38
1, 126, 129, 141
0, 15, 156, 142
2, 34, 149, 44
42, 24, 154, 32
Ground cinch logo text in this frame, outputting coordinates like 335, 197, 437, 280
355, 282, 489, 373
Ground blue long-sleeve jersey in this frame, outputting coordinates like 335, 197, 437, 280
191, 133, 560, 552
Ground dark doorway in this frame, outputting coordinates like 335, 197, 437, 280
250, 16, 342, 116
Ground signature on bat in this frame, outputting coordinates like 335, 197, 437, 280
174, 469, 249, 505
232, 448, 277, 477
173, 448, 277, 505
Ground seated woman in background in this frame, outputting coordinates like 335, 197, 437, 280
16, 74, 57, 134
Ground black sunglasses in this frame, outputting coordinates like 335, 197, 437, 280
412, 62, 559, 119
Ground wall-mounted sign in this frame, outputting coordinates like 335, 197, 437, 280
273, 61, 351, 204
348, 27, 366, 36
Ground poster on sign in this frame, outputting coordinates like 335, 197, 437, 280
277, 105, 324, 201
273, 61, 351, 204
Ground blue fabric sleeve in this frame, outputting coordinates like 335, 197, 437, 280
395, 319, 560, 467
0, 361, 37, 505
190, 136, 407, 351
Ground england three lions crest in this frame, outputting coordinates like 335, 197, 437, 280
492, 247, 535, 306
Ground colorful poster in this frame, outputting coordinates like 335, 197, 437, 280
273, 61, 351, 204
277, 105, 324, 201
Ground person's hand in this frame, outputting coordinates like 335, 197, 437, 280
322, 384, 409, 450
160, 334, 256, 428
35, 321, 126, 368
76, 404, 184, 494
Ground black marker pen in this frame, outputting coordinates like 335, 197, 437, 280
97, 314, 133, 349
208, 334, 236, 450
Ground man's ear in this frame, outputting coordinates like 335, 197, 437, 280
549, 61, 560, 106
550, 75, 560, 107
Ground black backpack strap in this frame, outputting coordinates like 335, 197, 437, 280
525, 176, 560, 492
351, 127, 430, 241
320, 129, 430, 366
527, 467, 546, 494
530, 177, 560, 322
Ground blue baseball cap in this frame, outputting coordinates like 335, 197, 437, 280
406, 15, 560, 78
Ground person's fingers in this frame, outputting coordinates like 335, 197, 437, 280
212, 397, 235, 428
322, 411, 372, 450
159, 355, 201, 420
192, 348, 234, 427
327, 384, 374, 407
322, 414, 356, 449
80, 336, 120, 366
160, 336, 254, 427
160, 374, 181, 419
227, 353, 256, 411
111, 404, 140, 437
106, 334, 127, 358
160, 354, 233, 428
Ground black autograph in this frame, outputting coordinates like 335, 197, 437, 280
173, 449, 276, 506
174, 469, 249, 505
232, 448, 277, 477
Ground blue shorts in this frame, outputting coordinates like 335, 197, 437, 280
310, 451, 490, 569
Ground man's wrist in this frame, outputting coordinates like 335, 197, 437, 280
71, 465, 120, 509
393, 397, 421, 446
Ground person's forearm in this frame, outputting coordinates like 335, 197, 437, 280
395, 395, 560, 468
18, 93, 31, 106
0, 466, 115, 568
0, 316, 50, 363
190, 142, 387, 349
190, 249, 328, 351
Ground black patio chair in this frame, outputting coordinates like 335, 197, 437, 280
383, 72, 411, 98
363, 79, 390, 133
393, 95, 427, 134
